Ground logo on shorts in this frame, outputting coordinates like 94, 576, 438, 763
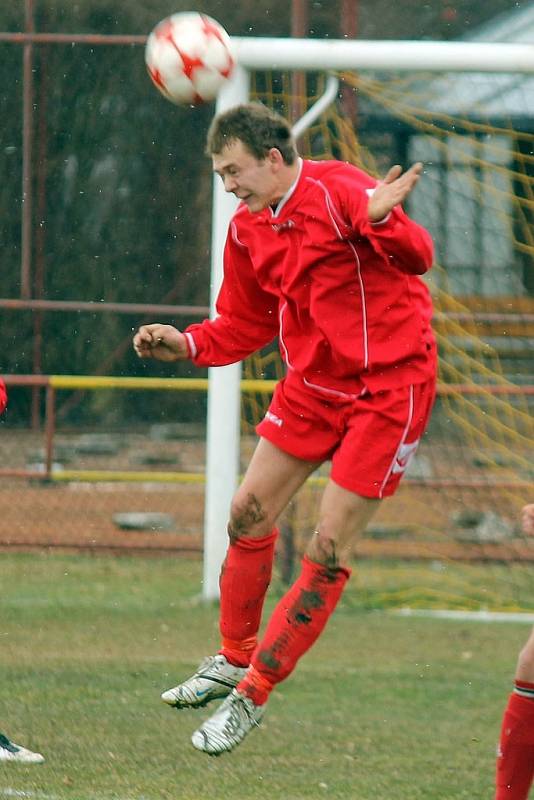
391, 439, 419, 475
265, 410, 283, 428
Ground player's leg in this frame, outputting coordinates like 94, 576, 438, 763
219, 437, 321, 665
0, 733, 44, 764
191, 481, 380, 755
495, 627, 534, 800
161, 437, 320, 710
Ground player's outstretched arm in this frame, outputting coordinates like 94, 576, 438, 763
367, 162, 423, 222
133, 323, 188, 362
521, 504, 534, 537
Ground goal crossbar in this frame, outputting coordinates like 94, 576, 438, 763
234, 37, 534, 73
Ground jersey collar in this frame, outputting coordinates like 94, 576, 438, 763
270, 157, 303, 218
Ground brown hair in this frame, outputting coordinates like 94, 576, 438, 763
206, 102, 297, 165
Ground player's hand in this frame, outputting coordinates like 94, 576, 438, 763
368, 162, 423, 222
132, 323, 188, 362
521, 504, 534, 537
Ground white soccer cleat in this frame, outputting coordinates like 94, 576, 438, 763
161, 654, 247, 709
191, 689, 266, 756
0, 733, 44, 764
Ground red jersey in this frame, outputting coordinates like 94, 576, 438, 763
0, 378, 6, 414
185, 158, 436, 398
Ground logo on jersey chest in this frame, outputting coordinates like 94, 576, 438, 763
271, 219, 295, 233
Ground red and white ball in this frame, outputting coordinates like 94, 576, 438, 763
145, 12, 236, 106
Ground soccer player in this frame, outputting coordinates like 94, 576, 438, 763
133, 102, 437, 755
0, 380, 44, 765
495, 504, 534, 799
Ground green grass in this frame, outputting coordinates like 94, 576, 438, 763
0, 552, 530, 799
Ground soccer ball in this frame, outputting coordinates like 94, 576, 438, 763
145, 12, 236, 106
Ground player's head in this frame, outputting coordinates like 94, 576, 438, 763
206, 103, 297, 165
207, 103, 299, 213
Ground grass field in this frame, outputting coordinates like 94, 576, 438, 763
1, 552, 531, 800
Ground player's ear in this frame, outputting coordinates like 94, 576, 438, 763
267, 147, 284, 169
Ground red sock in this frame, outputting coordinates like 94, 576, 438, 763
218, 528, 278, 668
238, 556, 350, 704
496, 688, 534, 800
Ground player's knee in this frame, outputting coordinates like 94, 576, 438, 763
306, 529, 343, 568
228, 491, 272, 542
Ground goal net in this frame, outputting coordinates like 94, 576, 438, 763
1, 28, 532, 612
239, 64, 533, 611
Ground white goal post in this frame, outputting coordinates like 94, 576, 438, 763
202, 36, 534, 600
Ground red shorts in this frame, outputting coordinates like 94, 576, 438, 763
256, 373, 436, 499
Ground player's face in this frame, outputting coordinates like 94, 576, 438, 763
212, 140, 283, 213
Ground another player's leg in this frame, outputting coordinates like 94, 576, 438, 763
495, 506, 534, 799
162, 438, 318, 711
191, 482, 380, 755
0, 733, 44, 764
495, 629, 534, 799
